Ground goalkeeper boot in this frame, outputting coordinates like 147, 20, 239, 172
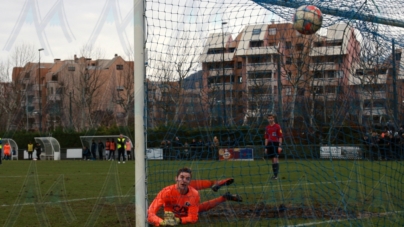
223, 192, 242, 202
211, 178, 234, 192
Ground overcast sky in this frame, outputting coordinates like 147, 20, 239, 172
0, 0, 134, 63
0, 0, 281, 73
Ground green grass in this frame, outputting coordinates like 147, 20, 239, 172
0, 159, 403, 226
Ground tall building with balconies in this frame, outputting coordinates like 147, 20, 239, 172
200, 22, 361, 127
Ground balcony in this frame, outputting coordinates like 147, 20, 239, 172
314, 93, 337, 100
247, 78, 276, 86
312, 78, 339, 86
47, 94, 61, 101
363, 107, 386, 116
201, 52, 234, 63
208, 82, 234, 90
361, 91, 386, 100
208, 68, 234, 77
309, 62, 336, 71
246, 63, 276, 72
309, 46, 345, 56
248, 94, 277, 102
237, 45, 278, 56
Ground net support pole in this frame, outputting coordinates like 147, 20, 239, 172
134, 0, 146, 226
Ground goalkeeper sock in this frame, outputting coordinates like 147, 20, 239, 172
189, 180, 214, 190
272, 163, 279, 177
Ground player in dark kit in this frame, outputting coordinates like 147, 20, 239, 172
264, 114, 283, 180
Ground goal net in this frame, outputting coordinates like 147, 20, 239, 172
143, 0, 404, 226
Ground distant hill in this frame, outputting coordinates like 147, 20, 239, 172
182, 70, 203, 90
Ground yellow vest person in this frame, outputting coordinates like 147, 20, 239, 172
27, 142, 34, 160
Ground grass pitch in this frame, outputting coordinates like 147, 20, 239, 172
0, 159, 403, 226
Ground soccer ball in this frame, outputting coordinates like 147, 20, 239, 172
293, 5, 323, 35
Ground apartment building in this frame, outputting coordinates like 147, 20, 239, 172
12, 54, 134, 131
200, 22, 361, 127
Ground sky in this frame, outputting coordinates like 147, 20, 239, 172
0, 0, 134, 63
0, 0, 284, 80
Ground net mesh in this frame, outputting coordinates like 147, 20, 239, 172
145, 0, 404, 226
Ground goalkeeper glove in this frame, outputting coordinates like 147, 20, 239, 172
160, 211, 181, 226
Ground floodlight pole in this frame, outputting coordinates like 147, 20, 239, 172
38, 48, 44, 133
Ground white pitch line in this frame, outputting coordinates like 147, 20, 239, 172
286, 210, 404, 226
1, 195, 132, 207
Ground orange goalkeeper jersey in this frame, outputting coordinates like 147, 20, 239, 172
148, 184, 200, 226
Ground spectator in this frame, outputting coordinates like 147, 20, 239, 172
27, 141, 34, 160
370, 132, 380, 161
190, 139, 197, 160
213, 136, 220, 147
379, 131, 389, 160
183, 141, 189, 160
386, 120, 395, 133
126, 140, 132, 160
82, 146, 91, 160
35, 143, 42, 160
108, 139, 116, 161
390, 132, 401, 160
105, 138, 111, 161
98, 140, 105, 160
3, 142, 11, 160
172, 137, 183, 160
117, 134, 126, 163
91, 140, 97, 160
362, 133, 371, 160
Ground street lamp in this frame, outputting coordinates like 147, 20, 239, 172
221, 22, 227, 126
38, 48, 44, 132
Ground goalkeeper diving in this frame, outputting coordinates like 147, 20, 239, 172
147, 167, 242, 226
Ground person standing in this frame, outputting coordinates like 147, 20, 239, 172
108, 138, 116, 161
3, 142, 11, 160
117, 134, 126, 163
105, 138, 111, 160
264, 114, 283, 180
90, 140, 97, 160
35, 143, 42, 160
98, 140, 105, 160
27, 141, 34, 160
125, 140, 132, 160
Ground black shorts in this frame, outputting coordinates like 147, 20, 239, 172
265, 142, 280, 159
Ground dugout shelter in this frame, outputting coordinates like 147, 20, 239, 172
34, 137, 61, 160
1, 138, 19, 160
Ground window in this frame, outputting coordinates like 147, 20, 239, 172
229, 48, 235, 53
295, 43, 304, 51
395, 53, 402, 61
313, 86, 324, 94
237, 62, 242, 69
313, 71, 322, 78
285, 42, 292, 49
286, 57, 292, 65
68, 66, 75, 71
268, 28, 276, 35
325, 86, 336, 94
249, 71, 272, 79
24, 73, 30, 79
250, 41, 263, 47
252, 29, 261, 35
116, 65, 124, 70
249, 55, 271, 64
51, 75, 58, 81
298, 88, 305, 96
326, 71, 335, 78
207, 48, 223, 54
238, 76, 242, 83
